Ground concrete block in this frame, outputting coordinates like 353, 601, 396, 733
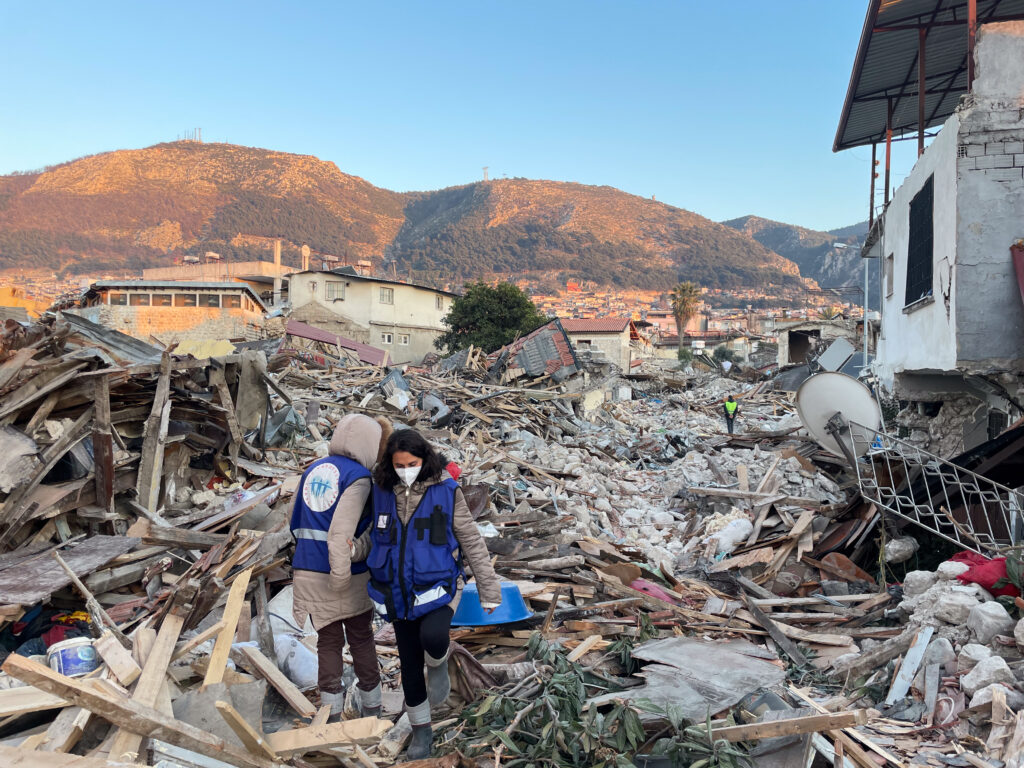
958, 157, 977, 172
968, 601, 1016, 644
1005, 141, 1024, 155
903, 570, 938, 598
1015, 154, 1024, 166
958, 643, 992, 673
969, 683, 1024, 712
985, 141, 1008, 155
984, 167, 1024, 182
912, 637, 957, 691
966, 143, 986, 157
977, 154, 1013, 169
961, 655, 1015, 696
937, 561, 970, 580
934, 591, 981, 624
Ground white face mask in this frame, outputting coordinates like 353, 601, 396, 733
396, 466, 421, 487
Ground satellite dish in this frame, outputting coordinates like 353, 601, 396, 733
795, 372, 882, 458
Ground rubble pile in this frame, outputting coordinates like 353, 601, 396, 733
0, 314, 1020, 767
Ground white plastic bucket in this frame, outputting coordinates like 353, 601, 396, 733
47, 637, 98, 677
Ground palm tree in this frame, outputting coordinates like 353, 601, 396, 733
669, 281, 701, 351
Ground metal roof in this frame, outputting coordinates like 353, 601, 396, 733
835, 0, 1024, 152
560, 318, 631, 333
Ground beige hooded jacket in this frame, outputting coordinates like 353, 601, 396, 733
391, 469, 502, 611
291, 414, 388, 631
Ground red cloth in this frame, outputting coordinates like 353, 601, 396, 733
953, 552, 1021, 598
446, 461, 462, 482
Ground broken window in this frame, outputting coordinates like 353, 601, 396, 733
885, 254, 894, 298
151, 294, 172, 307
108, 292, 127, 306
380, 287, 394, 305
905, 175, 934, 306
174, 294, 197, 307
129, 294, 150, 306
222, 294, 242, 309
326, 281, 345, 300
199, 294, 220, 308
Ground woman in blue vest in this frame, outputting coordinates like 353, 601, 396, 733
290, 414, 390, 719
368, 429, 502, 759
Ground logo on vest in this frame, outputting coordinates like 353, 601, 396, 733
303, 463, 341, 513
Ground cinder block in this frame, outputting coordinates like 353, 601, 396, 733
958, 157, 977, 172
966, 143, 986, 157
977, 154, 1013, 169
983, 167, 1024, 182
1005, 141, 1024, 155
1015, 154, 1024, 167
985, 142, 1007, 155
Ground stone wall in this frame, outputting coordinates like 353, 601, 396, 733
77, 306, 265, 344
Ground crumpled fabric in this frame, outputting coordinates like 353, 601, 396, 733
447, 641, 498, 704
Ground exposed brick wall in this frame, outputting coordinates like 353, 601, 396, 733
79, 306, 265, 343
957, 135, 1024, 181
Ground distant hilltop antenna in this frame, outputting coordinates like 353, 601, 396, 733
482, 166, 488, 182
178, 128, 203, 142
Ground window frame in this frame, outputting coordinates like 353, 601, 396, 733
380, 332, 393, 345
885, 254, 894, 298
326, 280, 346, 301
398, 333, 410, 346
222, 294, 242, 309
379, 287, 394, 305
151, 293, 172, 307
199, 294, 221, 308
108, 292, 127, 306
129, 293, 151, 307
905, 175, 934, 307
174, 293, 198, 307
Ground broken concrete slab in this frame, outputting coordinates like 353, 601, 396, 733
962, 655, 1016, 696
968, 601, 1016, 644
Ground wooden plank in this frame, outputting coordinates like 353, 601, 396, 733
141, 523, 227, 550
742, 596, 808, 665
0, 685, 67, 717
752, 595, 879, 608
215, 700, 278, 759
94, 631, 141, 686
0, 743, 149, 767
171, 621, 226, 662
789, 686, 905, 767
710, 710, 867, 742
236, 645, 316, 718
263, 718, 391, 757
38, 705, 91, 753
204, 567, 253, 688
92, 376, 114, 514
135, 352, 172, 514
733, 609, 854, 647
685, 486, 823, 508
566, 634, 602, 662
311, 705, 331, 727
1, 654, 275, 768
884, 626, 934, 705
107, 585, 194, 762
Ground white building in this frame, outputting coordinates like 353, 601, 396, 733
287, 268, 458, 364
561, 318, 635, 371
843, 17, 1024, 451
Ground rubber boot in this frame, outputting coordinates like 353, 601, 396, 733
407, 725, 433, 759
425, 648, 451, 706
320, 690, 345, 717
358, 683, 382, 718
406, 700, 433, 759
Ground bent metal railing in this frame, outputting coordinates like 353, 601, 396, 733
841, 421, 1024, 555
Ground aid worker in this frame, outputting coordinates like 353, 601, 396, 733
723, 394, 739, 434
367, 429, 502, 759
290, 414, 391, 718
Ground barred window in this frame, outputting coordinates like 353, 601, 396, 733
905, 176, 934, 306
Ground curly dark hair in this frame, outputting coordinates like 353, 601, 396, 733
372, 428, 445, 491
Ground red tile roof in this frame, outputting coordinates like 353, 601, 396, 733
561, 318, 631, 333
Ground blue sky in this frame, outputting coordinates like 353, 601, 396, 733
0, 1, 921, 232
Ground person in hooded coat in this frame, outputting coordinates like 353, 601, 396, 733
367, 428, 502, 759
290, 413, 391, 717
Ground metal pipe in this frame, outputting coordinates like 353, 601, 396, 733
869, 143, 877, 226
918, 28, 927, 156
884, 98, 893, 205
968, 0, 978, 90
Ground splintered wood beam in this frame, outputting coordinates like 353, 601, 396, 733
215, 700, 279, 759
203, 567, 253, 688
236, 645, 316, 718
709, 710, 868, 742
0, 654, 276, 768
136, 352, 172, 514
92, 375, 114, 514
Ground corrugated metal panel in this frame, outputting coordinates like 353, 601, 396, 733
835, 0, 1024, 151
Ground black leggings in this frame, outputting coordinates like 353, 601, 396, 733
393, 606, 453, 708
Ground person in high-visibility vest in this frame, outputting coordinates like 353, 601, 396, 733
723, 395, 739, 434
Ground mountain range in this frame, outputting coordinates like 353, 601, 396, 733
0, 142, 864, 294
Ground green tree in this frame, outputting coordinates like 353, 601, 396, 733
713, 344, 738, 363
669, 281, 701, 351
434, 282, 548, 354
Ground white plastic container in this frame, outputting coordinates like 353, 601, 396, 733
47, 637, 99, 677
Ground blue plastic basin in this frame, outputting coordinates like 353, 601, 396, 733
452, 582, 533, 626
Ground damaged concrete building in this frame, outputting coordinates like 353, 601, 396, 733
839, 11, 1024, 455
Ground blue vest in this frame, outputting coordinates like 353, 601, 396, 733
366, 478, 462, 622
290, 455, 372, 574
